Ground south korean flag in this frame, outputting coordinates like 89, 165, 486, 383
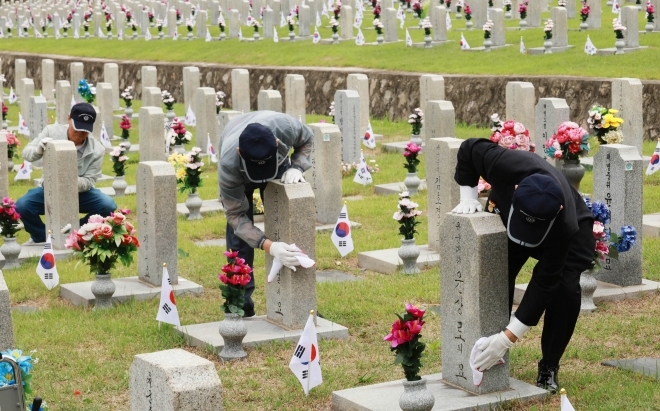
289, 313, 323, 395
36, 234, 59, 290
156, 264, 181, 326
331, 204, 354, 257
14, 160, 33, 181
353, 152, 373, 186
646, 140, 660, 176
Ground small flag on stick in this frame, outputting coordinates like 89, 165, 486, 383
156, 263, 181, 326
331, 203, 354, 257
36, 232, 59, 290
289, 311, 323, 395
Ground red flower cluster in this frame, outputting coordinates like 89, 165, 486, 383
219, 250, 253, 287
120, 115, 132, 130
172, 118, 187, 137
0, 197, 21, 221
384, 304, 426, 348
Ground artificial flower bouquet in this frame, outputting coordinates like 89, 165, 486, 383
384, 304, 427, 381
403, 142, 422, 173
64, 210, 140, 274
408, 108, 424, 135
216, 91, 226, 113
587, 105, 624, 145
489, 114, 535, 152
519, 0, 528, 19
0, 348, 35, 400
120, 115, 131, 140
110, 143, 129, 177
6, 132, 20, 159
394, 191, 421, 240
0, 197, 22, 238
585, 198, 637, 270
162, 90, 175, 111
219, 249, 253, 316
77, 79, 96, 104
543, 121, 590, 160
121, 86, 133, 108
170, 118, 192, 146
580, 1, 590, 23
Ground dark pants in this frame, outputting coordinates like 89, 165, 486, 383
16, 187, 117, 242
508, 218, 595, 367
225, 164, 290, 317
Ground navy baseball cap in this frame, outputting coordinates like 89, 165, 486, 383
507, 174, 564, 248
70, 103, 96, 133
239, 123, 279, 183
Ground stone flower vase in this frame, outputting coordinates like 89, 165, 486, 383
167, 109, 176, 123
466, 20, 473, 29
399, 238, 421, 275
424, 34, 432, 48
124, 106, 133, 119
579, 21, 588, 31
7, 157, 14, 171
218, 313, 248, 361
91, 272, 116, 310
159, 30, 164, 39
0, 237, 22, 269
220, 31, 226, 40
112, 175, 128, 197
404, 172, 422, 195
646, 22, 654, 33
456, 11, 463, 19
399, 378, 435, 411
561, 159, 585, 192
505, 10, 512, 19
544, 39, 553, 54
174, 144, 186, 154
121, 138, 132, 150
410, 134, 423, 146
484, 38, 492, 52
332, 32, 339, 44
615, 38, 625, 55
289, 30, 296, 41
519, 19, 527, 29
187, 31, 193, 40
253, 31, 260, 40
185, 192, 203, 220
2, 119, 7, 130
377, 33, 384, 44
580, 268, 598, 313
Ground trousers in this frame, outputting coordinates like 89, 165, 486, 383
16, 187, 117, 242
508, 218, 595, 367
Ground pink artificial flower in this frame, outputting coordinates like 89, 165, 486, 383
406, 303, 426, 319
406, 319, 424, 335
100, 224, 114, 239
224, 250, 239, 258
593, 221, 606, 238
88, 214, 105, 224
490, 132, 502, 143
112, 213, 126, 225
596, 240, 609, 256
502, 120, 516, 130
513, 122, 527, 134
65, 232, 82, 251
125, 221, 136, 235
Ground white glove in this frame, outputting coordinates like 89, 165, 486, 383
269, 242, 306, 271
473, 331, 514, 371
281, 168, 306, 184
451, 185, 483, 214
36, 137, 53, 155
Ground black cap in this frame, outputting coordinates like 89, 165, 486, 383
507, 174, 564, 248
239, 123, 279, 183
70, 103, 96, 133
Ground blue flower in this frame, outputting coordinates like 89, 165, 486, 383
590, 201, 610, 224
583, 197, 593, 210
614, 225, 637, 252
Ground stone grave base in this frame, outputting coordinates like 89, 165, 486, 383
358, 244, 439, 274
60, 276, 203, 307
174, 315, 348, 350
640, 30, 660, 34
514, 278, 660, 305
176, 199, 225, 217
240, 37, 263, 42
33, 174, 114, 187
465, 44, 512, 51
596, 46, 649, 55
374, 180, 427, 195
382, 140, 425, 153
411, 40, 454, 48
602, 358, 660, 380
105, 143, 139, 154
15, 244, 72, 264
332, 373, 548, 411
319, 38, 354, 44
527, 45, 575, 55
97, 185, 137, 196
363, 40, 405, 46
642, 213, 660, 237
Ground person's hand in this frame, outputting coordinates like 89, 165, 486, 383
36, 137, 53, 155
473, 331, 514, 371
269, 242, 306, 270
281, 168, 306, 184
452, 185, 483, 214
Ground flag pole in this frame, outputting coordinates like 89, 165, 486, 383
307, 309, 314, 396
159, 263, 166, 331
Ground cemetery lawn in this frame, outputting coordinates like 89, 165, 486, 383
2, 102, 660, 410
3, 0, 660, 79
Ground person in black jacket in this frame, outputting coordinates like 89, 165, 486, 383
452, 138, 595, 393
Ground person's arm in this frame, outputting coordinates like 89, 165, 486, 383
22, 127, 51, 162
287, 117, 313, 172
77, 145, 103, 192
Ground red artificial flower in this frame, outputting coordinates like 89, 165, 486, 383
405, 303, 425, 319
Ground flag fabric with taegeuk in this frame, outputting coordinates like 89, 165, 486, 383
36, 234, 59, 290
313, 26, 321, 43
100, 123, 112, 148
460, 33, 470, 50
353, 153, 373, 186
8, 88, 17, 104
561, 391, 576, 411
156, 265, 181, 326
363, 121, 376, 149
14, 160, 33, 181
584, 35, 597, 55
18, 113, 29, 136
520, 36, 526, 53
289, 314, 323, 395
646, 140, 660, 176
331, 204, 354, 256
208, 134, 218, 163
185, 105, 197, 127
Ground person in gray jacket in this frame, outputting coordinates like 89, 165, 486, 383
219, 111, 313, 317
16, 103, 117, 245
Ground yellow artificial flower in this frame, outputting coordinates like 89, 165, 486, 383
608, 109, 619, 114
602, 113, 624, 129
176, 167, 186, 181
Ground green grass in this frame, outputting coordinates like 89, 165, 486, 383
3, 91, 660, 410
2, 0, 660, 79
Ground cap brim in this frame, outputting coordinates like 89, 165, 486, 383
71, 119, 93, 134
241, 156, 278, 183
507, 206, 555, 248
